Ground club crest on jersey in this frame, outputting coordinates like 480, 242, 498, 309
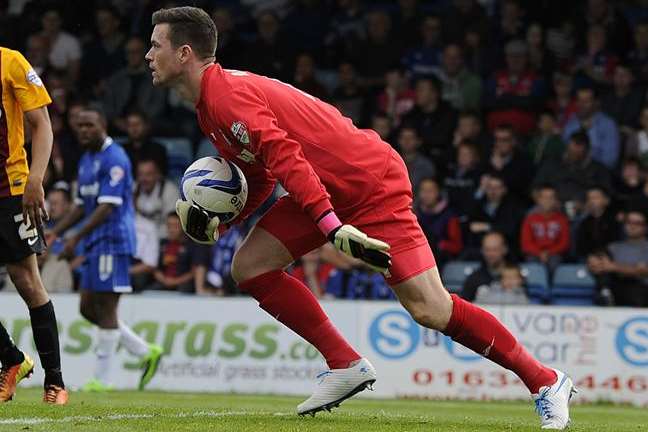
231, 121, 250, 145
26, 69, 43, 87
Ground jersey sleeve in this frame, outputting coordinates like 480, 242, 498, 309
7, 50, 51, 112
211, 87, 333, 222
97, 154, 128, 206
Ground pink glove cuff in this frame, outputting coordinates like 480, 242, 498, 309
317, 211, 342, 237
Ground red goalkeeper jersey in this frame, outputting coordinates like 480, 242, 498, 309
195, 64, 392, 226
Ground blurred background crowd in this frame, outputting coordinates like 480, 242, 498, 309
1, 0, 648, 307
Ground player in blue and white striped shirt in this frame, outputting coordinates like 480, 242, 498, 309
50, 106, 162, 391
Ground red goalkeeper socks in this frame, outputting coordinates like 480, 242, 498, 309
239, 270, 360, 369
443, 294, 557, 394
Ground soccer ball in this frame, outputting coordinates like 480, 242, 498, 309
180, 157, 248, 223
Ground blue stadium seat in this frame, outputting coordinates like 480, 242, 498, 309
551, 264, 596, 306
520, 262, 550, 304
442, 261, 480, 293
155, 137, 193, 182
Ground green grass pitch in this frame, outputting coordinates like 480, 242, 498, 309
1, 389, 647, 431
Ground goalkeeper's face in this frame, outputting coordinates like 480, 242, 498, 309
146, 24, 183, 87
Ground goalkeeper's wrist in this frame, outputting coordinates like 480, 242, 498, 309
316, 210, 342, 241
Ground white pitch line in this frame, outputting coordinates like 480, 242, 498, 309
0, 410, 270, 425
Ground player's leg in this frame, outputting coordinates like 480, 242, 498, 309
363, 149, 573, 428
231, 197, 361, 369
0, 321, 33, 402
390, 264, 574, 428
391, 264, 557, 392
231, 197, 375, 415
87, 291, 121, 390
1, 195, 66, 403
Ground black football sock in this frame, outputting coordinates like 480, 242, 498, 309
29, 301, 64, 387
0, 322, 24, 367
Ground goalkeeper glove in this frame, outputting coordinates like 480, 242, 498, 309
175, 199, 221, 245
329, 224, 392, 274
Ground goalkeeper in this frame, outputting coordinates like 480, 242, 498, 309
150, 7, 574, 429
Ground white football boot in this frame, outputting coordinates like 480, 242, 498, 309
533, 369, 578, 429
297, 357, 377, 416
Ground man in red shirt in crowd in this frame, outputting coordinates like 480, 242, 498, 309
146, 7, 574, 428
521, 185, 571, 272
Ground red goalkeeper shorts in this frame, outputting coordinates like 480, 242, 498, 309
257, 149, 435, 285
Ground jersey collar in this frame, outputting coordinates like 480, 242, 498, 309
100, 136, 113, 152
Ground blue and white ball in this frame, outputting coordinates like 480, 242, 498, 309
180, 157, 248, 223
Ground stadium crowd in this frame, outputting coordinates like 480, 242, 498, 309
1, 0, 648, 307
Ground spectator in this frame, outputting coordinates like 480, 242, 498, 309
526, 22, 553, 80
562, 87, 620, 169
56, 100, 84, 182
474, 263, 529, 305
332, 62, 368, 126
122, 111, 168, 176
396, 126, 436, 191
452, 111, 490, 156
130, 214, 160, 292
628, 20, 648, 85
415, 178, 463, 266
211, 7, 247, 69
575, 24, 619, 88
245, 11, 294, 81
577, 0, 633, 54
588, 208, 648, 307
485, 39, 545, 136
626, 106, 648, 169
401, 15, 443, 79
370, 113, 393, 143
401, 77, 457, 163
527, 110, 565, 166
444, 140, 483, 218
463, 24, 494, 79
283, 0, 330, 56
39, 7, 81, 84
103, 37, 167, 133
323, 0, 365, 67
134, 159, 180, 239
25, 34, 50, 79
442, 0, 489, 47
492, 0, 526, 47
614, 158, 646, 211
40, 182, 78, 292
534, 131, 612, 213
546, 18, 577, 67
355, 10, 401, 90
434, 43, 482, 111
576, 186, 620, 258
546, 72, 577, 130
487, 124, 534, 203
601, 65, 644, 136
460, 231, 510, 301
293, 52, 328, 101
377, 67, 415, 126
151, 213, 208, 293
520, 184, 570, 272
393, 0, 424, 50
468, 173, 524, 251
198, 225, 249, 296
81, 5, 127, 96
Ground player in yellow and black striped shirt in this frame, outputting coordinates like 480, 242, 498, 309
0, 47, 67, 404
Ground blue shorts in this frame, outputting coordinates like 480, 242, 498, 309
80, 254, 132, 293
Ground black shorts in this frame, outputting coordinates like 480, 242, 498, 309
0, 195, 46, 264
